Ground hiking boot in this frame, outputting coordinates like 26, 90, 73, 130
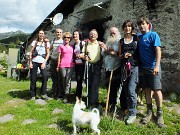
31, 97, 36, 100
126, 116, 136, 124
57, 93, 65, 100
141, 111, 153, 124
63, 95, 68, 103
116, 109, 127, 121
41, 95, 51, 100
63, 98, 68, 103
157, 112, 166, 128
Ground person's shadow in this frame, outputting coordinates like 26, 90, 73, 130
8, 89, 30, 100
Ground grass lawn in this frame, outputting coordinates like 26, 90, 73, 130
0, 72, 179, 135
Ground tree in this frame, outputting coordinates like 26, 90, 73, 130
15, 37, 21, 45
0, 44, 7, 53
9, 42, 16, 48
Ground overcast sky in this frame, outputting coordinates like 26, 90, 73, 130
0, 0, 62, 33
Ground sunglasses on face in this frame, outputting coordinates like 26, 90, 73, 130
64, 37, 71, 39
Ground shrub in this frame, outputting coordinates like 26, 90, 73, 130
0, 56, 8, 69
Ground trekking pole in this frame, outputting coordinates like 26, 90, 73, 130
83, 40, 90, 107
112, 56, 131, 123
112, 65, 125, 123
105, 69, 113, 116
105, 58, 117, 116
85, 60, 89, 107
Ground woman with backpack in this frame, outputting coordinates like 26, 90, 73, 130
29, 30, 50, 100
118, 20, 139, 124
73, 30, 85, 99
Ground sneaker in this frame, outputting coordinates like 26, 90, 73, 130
157, 115, 166, 128
31, 97, 35, 100
41, 95, 51, 100
123, 115, 129, 121
141, 111, 153, 124
126, 116, 136, 124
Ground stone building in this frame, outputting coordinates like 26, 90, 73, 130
23, 0, 180, 93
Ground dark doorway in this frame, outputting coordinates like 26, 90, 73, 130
80, 16, 112, 42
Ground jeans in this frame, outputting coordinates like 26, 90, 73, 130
30, 62, 48, 97
123, 66, 138, 116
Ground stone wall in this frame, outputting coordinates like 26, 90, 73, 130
49, 0, 180, 93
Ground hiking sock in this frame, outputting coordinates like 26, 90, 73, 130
157, 107, 162, 112
147, 104, 153, 112
157, 107, 163, 116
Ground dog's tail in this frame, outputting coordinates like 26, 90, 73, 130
92, 108, 100, 117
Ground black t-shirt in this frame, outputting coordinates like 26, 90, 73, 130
120, 34, 139, 66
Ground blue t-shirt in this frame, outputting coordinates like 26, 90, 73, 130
138, 31, 161, 68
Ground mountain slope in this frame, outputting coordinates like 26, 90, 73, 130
0, 30, 29, 40
0, 30, 30, 45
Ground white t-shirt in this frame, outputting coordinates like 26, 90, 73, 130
50, 38, 63, 60
74, 41, 85, 64
102, 40, 121, 71
31, 40, 50, 63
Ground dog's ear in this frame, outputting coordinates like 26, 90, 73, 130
76, 96, 79, 102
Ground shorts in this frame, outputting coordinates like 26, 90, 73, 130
139, 67, 162, 90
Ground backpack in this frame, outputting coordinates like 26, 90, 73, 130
119, 35, 139, 65
50, 38, 58, 52
32, 40, 47, 58
73, 41, 85, 64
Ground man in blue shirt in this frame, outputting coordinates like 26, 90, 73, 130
137, 17, 165, 128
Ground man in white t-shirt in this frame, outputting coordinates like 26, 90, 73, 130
101, 27, 122, 112
49, 28, 64, 98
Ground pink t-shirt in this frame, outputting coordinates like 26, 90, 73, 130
58, 44, 74, 67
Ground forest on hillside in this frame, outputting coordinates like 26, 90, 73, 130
0, 34, 30, 53
0, 34, 30, 44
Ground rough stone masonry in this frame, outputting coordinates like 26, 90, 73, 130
46, 0, 180, 93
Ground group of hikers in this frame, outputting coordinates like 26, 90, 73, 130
29, 16, 165, 128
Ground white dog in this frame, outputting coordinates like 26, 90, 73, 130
72, 97, 100, 135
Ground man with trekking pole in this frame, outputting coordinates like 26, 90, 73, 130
79, 29, 103, 110
100, 27, 121, 115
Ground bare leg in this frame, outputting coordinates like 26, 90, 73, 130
145, 88, 152, 104
153, 90, 163, 107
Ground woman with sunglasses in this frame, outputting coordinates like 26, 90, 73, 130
57, 32, 74, 103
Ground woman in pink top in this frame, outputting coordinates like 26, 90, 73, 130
57, 32, 74, 102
